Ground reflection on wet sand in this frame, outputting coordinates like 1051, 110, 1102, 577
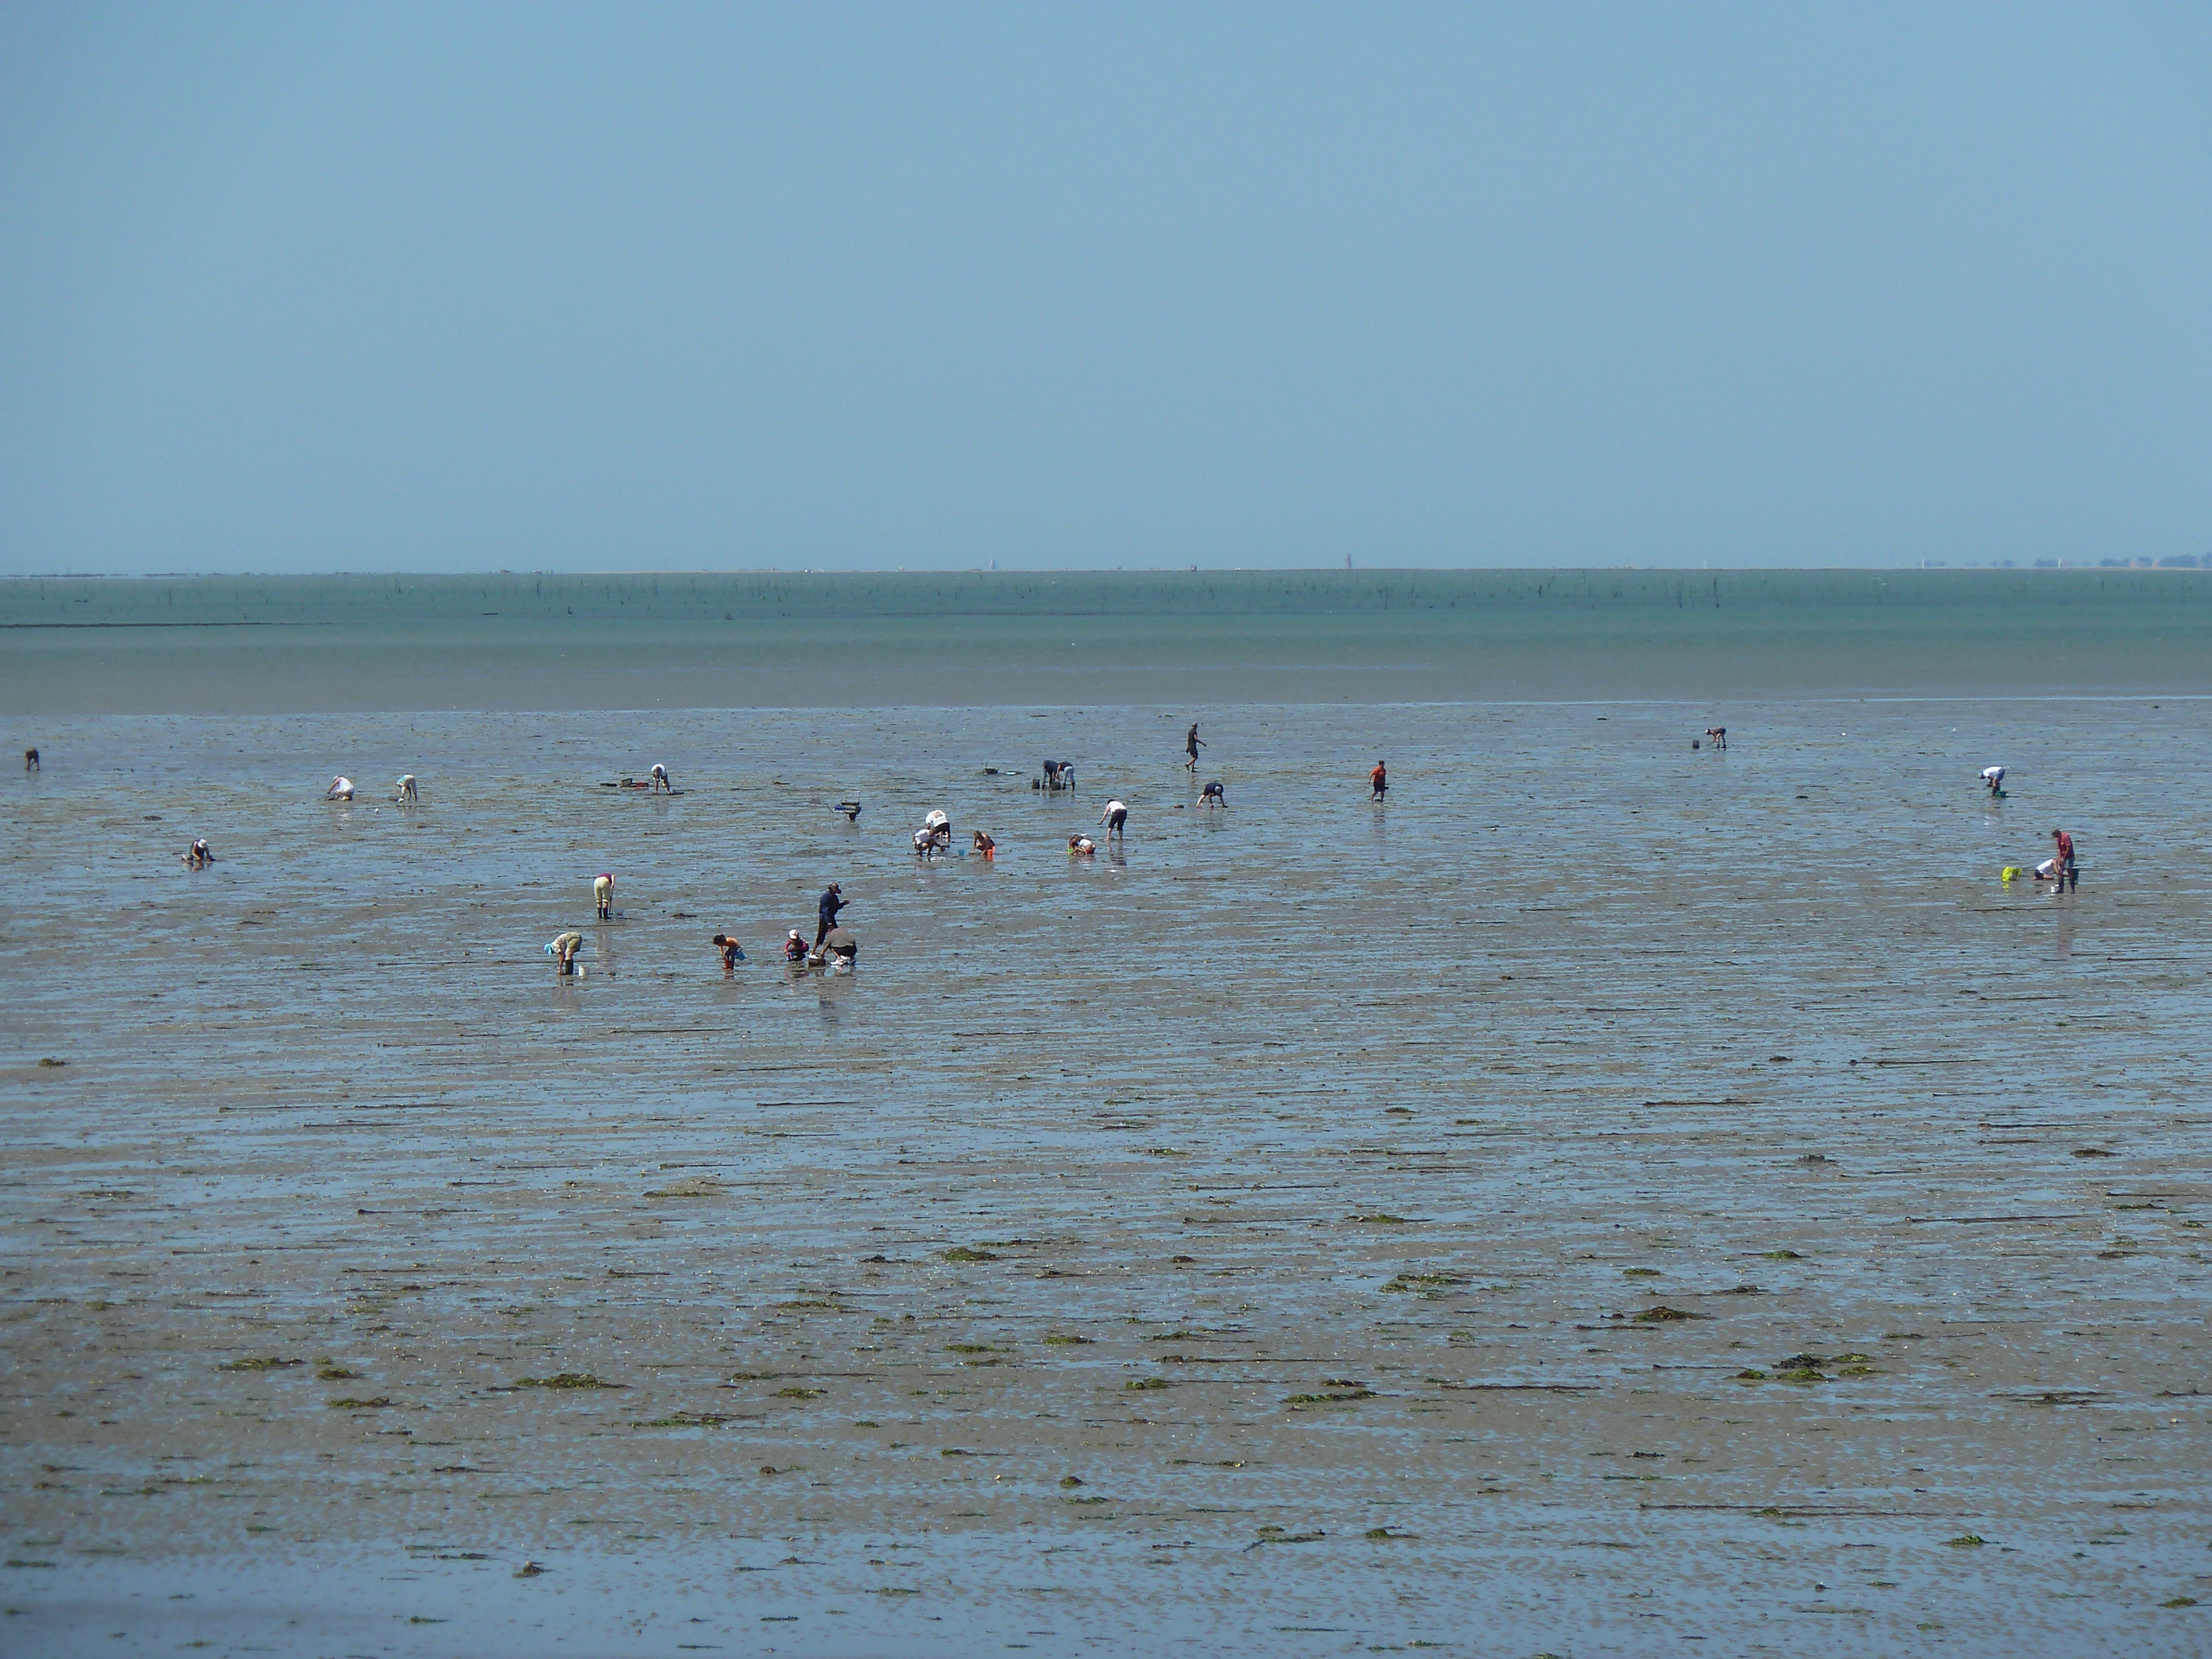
3, 697, 2208, 1655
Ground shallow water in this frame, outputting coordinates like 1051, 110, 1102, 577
4, 696, 2210, 1655
7, 568, 2212, 711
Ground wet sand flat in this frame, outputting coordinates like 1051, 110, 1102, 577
3, 699, 2209, 1656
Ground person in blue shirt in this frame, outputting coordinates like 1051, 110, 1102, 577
816, 883, 849, 945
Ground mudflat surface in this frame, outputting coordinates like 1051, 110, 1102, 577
3, 700, 2209, 1656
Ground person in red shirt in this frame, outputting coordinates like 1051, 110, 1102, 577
2050, 828, 2076, 888
1369, 761, 1387, 801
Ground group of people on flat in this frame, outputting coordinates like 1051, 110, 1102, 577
118, 715, 2085, 987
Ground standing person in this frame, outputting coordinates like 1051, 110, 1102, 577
325, 775, 355, 801
816, 881, 848, 945
23, 748, 38, 772
547, 931, 585, 976
594, 873, 614, 920
1369, 761, 1387, 802
2050, 828, 2076, 888
650, 764, 671, 793
1199, 780, 1225, 808
1185, 723, 1204, 771
1980, 766, 2006, 796
1100, 799, 1128, 838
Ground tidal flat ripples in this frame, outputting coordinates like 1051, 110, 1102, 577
2, 698, 2209, 1655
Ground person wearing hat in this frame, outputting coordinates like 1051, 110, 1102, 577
782, 928, 808, 963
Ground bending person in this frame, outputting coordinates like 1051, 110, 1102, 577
547, 931, 585, 976
326, 775, 355, 801
594, 873, 614, 920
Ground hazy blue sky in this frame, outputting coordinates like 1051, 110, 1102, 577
3, 4, 2208, 573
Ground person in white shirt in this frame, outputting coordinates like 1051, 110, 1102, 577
1099, 799, 1128, 838
1981, 766, 2006, 795
394, 774, 418, 802
650, 764, 671, 793
325, 776, 354, 800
